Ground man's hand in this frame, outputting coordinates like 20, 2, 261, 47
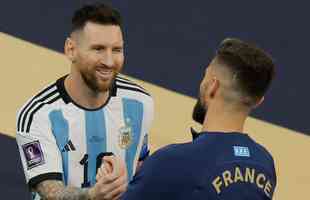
91, 155, 128, 200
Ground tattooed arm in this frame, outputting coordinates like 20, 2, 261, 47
36, 180, 90, 200
35, 172, 127, 200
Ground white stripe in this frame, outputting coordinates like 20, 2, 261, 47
66, 108, 86, 187
116, 76, 131, 82
18, 86, 57, 129
117, 89, 152, 103
105, 98, 126, 165
115, 77, 145, 88
115, 81, 147, 92
23, 92, 59, 132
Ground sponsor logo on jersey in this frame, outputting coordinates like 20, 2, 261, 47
88, 136, 105, 143
62, 140, 76, 152
22, 140, 45, 169
118, 118, 133, 149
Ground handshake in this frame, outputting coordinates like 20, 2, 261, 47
88, 155, 128, 200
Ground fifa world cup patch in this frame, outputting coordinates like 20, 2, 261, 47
22, 140, 45, 169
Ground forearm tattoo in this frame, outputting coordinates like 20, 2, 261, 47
36, 180, 90, 200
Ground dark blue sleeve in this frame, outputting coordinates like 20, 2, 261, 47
121, 145, 176, 200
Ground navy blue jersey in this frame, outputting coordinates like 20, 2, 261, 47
121, 132, 277, 200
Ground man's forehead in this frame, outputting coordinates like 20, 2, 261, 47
81, 22, 123, 44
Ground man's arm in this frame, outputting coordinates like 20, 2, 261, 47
36, 180, 90, 200
36, 167, 127, 200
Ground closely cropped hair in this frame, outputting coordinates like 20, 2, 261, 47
216, 38, 275, 105
71, 3, 122, 33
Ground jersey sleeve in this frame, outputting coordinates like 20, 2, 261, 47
122, 145, 176, 200
16, 109, 63, 189
121, 149, 160, 199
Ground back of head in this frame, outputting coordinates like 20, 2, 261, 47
71, 3, 122, 34
215, 38, 275, 107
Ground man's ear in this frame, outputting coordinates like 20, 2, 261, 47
254, 96, 264, 108
209, 77, 220, 98
64, 37, 76, 63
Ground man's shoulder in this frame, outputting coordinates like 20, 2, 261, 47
147, 142, 193, 163
114, 75, 153, 102
212, 134, 276, 176
16, 79, 62, 133
249, 139, 275, 167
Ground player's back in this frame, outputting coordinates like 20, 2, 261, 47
192, 132, 277, 200
122, 131, 277, 200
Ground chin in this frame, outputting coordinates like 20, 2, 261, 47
97, 78, 114, 92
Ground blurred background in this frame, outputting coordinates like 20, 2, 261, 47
0, 0, 309, 199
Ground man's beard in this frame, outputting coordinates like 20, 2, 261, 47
191, 96, 206, 140
81, 70, 116, 93
192, 97, 207, 124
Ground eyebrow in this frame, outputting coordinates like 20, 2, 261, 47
90, 44, 124, 48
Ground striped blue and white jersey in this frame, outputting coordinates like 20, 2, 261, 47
16, 75, 154, 199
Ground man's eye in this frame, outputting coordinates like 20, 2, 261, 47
113, 48, 123, 53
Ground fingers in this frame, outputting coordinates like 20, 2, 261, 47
103, 156, 116, 175
110, 182, 127, 200
96, 169, 102, 181
102, 175, 128, 200
96, 164, 110, 181
97, 156, 119, 183
118, 158, 128, 178
93, 171, 128, 200
94, 155, 128, 200
103, 155, 128, 178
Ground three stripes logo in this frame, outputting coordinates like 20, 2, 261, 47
115, 76, 150, 96
62, 140, 76, 152
17, 83, 61, 133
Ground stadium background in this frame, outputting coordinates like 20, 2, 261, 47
0, 0, 309, 199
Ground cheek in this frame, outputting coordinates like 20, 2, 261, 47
114, 54, 124, 71
200, 79, 211, 98
200, 78, 207, 91
199, 82, 206, 100
76, 52, 94, 66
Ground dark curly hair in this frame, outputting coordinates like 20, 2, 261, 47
71, 3, 122, 33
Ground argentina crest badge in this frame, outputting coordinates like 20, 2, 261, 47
118, 118, 133, 149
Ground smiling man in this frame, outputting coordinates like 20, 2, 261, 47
16, 3, 154, 200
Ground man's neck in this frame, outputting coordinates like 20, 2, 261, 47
65, 73, 110, 109
201, 103, 247, 134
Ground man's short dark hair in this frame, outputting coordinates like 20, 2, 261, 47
71, 3, 122, 33
216, 38, 275, 106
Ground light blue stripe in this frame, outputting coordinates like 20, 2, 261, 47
85, 109, 106, 185
122, 99, 143, 179
49, 110, 69, 185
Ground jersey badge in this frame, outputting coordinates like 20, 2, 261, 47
22, 140, 45, 169
118, 118, 133, 149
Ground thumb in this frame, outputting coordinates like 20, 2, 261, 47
103, 155, 116, 174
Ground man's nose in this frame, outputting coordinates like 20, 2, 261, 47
100, 49, 114, 67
